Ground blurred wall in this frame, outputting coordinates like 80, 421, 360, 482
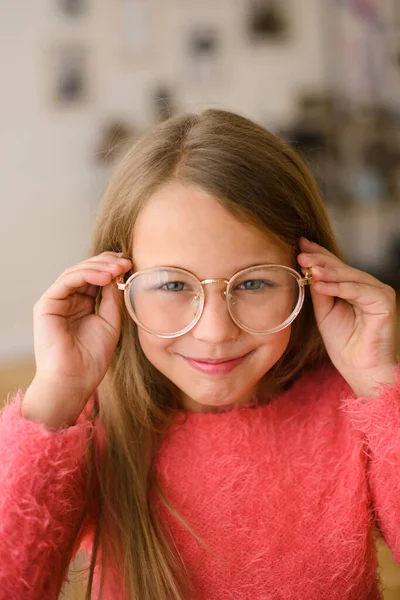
0, 0, 398, 363
0, 3, 104, 361
0, 0, 331, 363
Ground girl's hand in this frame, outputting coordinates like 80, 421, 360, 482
22, 252, 132, 429
297, 238, 399, 398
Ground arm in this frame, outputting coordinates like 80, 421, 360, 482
0, 392, 96, 600
340, 364, 400, 562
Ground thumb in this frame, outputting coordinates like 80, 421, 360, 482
98, 280, 123, 334
309, 281, 335, 328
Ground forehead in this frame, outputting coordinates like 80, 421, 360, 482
132, 182, 292, 277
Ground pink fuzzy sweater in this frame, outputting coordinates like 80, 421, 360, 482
1, 363, 400, 600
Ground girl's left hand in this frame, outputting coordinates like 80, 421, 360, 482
297, 237, 399, 398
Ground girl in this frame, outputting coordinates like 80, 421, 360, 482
0, 109, 399, 600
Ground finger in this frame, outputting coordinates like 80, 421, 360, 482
297, 237, 355, 274
308, 277, 336, 326
89, 250, 130, 260
311, 279, 396, 316
62, 256, 132, 277
80, 283, 100, 300
297, 250, 345, 271
98, 280, 123, 333
298, 240, 382, 286
298, 250, 345, 274
310, 264, 383, 288
45, 264, 128, 303
61, 259, 132, 298
85, 251, 132, 263
298, 253, 384, 292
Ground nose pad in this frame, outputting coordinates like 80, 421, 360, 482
191, 292, 201, 306
190, 292, 203, 316
226, 292, 236, 306
221, 289, 236, 304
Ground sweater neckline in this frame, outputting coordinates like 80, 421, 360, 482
172, 399, 266, 422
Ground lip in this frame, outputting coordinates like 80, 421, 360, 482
179, 352, 251, 375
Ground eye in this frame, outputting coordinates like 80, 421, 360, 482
161, 281, 187, 292
236, 279, 274, 291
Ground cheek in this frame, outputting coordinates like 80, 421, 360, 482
137, 329, 175, 371
138, 327, 182, 379
252, 326, 291, 360
137, 330, 188, 393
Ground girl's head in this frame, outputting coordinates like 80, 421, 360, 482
133, 181, 304, 412
91, 108, 339, 414
84, 109, 340, 600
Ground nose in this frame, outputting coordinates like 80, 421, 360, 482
191, 284, 240, 343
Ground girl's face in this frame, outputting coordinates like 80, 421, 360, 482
132, 181, 294, 413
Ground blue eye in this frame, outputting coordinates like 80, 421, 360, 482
162, 281, 186, 292
237, 279, 274, 291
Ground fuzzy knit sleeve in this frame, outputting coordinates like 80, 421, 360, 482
340, 364, 400, 562
0, 391, 95, 600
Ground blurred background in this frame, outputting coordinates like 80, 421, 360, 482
0, 1, 399, 598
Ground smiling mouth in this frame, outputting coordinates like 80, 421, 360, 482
177, 351, 252, 375
181, 353, 249, 364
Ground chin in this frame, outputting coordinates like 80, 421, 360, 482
177, 380, 258, 412
181, 395, 237, 413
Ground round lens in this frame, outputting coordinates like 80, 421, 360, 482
126, 268, 203, 336
227, 266, 301, 333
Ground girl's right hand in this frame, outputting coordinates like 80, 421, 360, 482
22, 252, 132, 429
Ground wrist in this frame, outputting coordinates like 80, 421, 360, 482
348, 363, 398, 398
22, 375, 89, 430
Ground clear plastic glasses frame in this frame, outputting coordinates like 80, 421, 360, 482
116, 264, 313, 339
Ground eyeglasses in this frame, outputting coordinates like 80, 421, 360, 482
116, 264, 312, 338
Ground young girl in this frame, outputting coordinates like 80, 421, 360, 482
0, 109, 399, 600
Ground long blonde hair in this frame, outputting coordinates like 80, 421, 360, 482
66, 109, 341, 599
